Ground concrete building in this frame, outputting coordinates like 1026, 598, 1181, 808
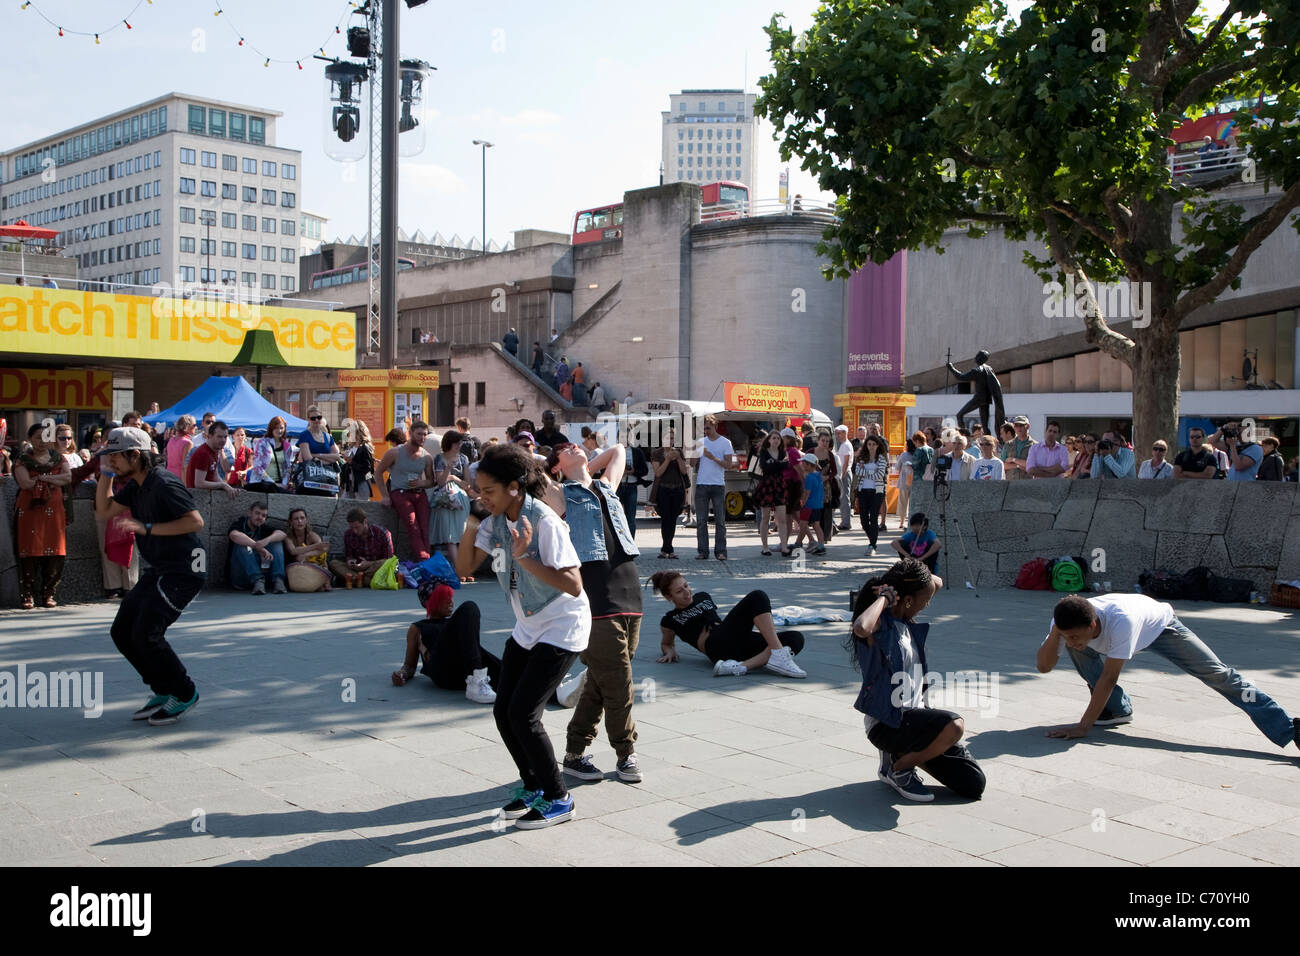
661, 89, 758, 190
299, 210, 329, 258
1, 93, 304, 296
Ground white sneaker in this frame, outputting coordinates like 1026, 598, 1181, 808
465, 668, 496, 704
764, 646, 807, 679
712, 659, 748, 677
555, 669, 588, 708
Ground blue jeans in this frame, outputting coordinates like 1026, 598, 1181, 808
694, 484, 727, 555
230, 541, 286, 590
1067, 618, 1295, 746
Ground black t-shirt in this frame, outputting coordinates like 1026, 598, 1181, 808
535, 426, 566, 448
661, 592, 722, 649
579, 487, 642, 617
228, 516, 278, 543
114, 467, 205, 578
1174, 448, 1215, 475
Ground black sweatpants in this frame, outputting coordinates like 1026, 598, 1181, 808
656, 486, 684, 553
701, 590, 804, 663
494, 638, 579, 799
868, 707, 986, 799
110, 571, 203, 700
416, 603, 502, 690
857, 488, 883, 546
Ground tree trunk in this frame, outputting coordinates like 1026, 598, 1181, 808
1130, 327, 1181, 455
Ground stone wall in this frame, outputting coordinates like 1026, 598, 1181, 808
1, 480, 410, 606
906, 479, 1299, 593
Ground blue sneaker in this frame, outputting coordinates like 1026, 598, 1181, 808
876, 749, 893, 783
883, 769, 934, 802
501, 787, 542, 820
514, 792, 575, 829
147, 691, 199, 726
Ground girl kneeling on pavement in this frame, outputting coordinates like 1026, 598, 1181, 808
456, 444, 589, 830
543, 440, 644, 785
849, 558, 985, 802
652, 572, 807, 678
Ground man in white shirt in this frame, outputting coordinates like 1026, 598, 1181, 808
835, 424, 854, 531
1036, 593, 1300, 751
925, 434, 976, 480
693, 415, 736, 560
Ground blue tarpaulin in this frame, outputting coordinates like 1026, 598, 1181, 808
143, 376, 307, 437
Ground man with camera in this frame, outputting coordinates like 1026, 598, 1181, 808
1208, 421, 1263, 481
1089, 430, 1136, 479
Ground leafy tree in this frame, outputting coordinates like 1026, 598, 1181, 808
757, 0, 1300, 450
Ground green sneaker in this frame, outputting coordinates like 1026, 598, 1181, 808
148, 691, 199, 726
131, 694, 169, 721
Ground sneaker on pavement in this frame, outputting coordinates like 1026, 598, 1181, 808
147, 691, 199, 726
713, 659, 748, 677
501, 787, 542, 820
883, 768, 934, 802
616, 754, 643, 783
555, 669, 588, 708
1095, 709, 1134, 727
272, 577, 287, 594
465, 668, 496, 704
514, 793, 575, 829
764, 646, 807, 679
251, 579, 266, 596
131, 694, 169, 721
877, 749, 894, 782
562, 754, 604, 781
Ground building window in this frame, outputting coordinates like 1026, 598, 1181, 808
249, 117, 266, 145
241, 271, 256, 285
262, 273, 276, 289
188, 105, 205, 134
179, 178, 196, 194
737, 101, 744, 112
280, 219, 296, 235
698, 101, 705, 112
222, 212, 236, 228
200, 267, 216, 283
475, 382, 486, 406
229, 112, 246, 142
201, 151, 217, 168
222, 154, 237, 171
242, 157, 257, 174
179, 206, 196, 223
201, 180, 217, 197
222, 269, 236, 283
222, 241, 237, 257
200, 238, 216, 255
718, 101, 725, 111
222, 183, 237, 199
678, 102, 686, 113
209, 109, 226, 138
180, 265, 196, 281
242, 215, 257, 230
261, 160, 276, 177
262, 189, 277, 205
262, 217, 277, 233
677, 131, 683, 140
242, 243, 257, 259
281, 163, 296, 180
458, 382, 469, 405
677, 158, 682, 167
262, 245, 275, 261
280, 247, 295, 263
179, 148, 196, 164
243, 185, 257, 203
280, 191, 295, 208
179, 236, 196, 252
281, 275, 295, 292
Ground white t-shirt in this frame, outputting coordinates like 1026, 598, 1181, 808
695, 434, 734, 486
836, 440, 854, 473
475, 510, 590, 652
969, 456, 1005, 481
1044, 593, 1175, 661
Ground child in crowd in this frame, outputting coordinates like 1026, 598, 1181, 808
791, 453, 828, 555
892, 513, 940, 573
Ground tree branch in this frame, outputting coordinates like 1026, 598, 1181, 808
1170, 178, 1300, 324
1154, 0, 1242, 89
1042, 212, 1136, 365
1171, 50, 1263, 114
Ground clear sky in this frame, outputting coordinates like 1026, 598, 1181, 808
7, 0, 830, 246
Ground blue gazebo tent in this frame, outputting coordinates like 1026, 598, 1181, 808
143, 376, 307, 437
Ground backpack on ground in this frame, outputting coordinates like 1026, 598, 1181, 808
1015, 557, 1050, 590
1139, 568, 1184, 600
1207, 573, 1252, 603
1049, 558, 1086, 592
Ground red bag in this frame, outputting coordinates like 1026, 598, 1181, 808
105, 516, 135, 568
1015, 557, 1050, 590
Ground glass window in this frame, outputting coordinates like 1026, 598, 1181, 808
179, 236, 195, 252
179, 206, 196, 223
280, 219, 295, 235
242, 243, 257, 259
263, 161, 277, 177
188, 105, 206, 134
718, 101, 725, 111
180, 265, 196, 281
242, 215, 257, 230
201, 151, 217, 167
262, 273, 276, 289
243, 186, 257, 202
242, 157, 256, 174
281, 247, 295, 263
222, 212, 237, 228
201, 181, 217, 197
149, 109, 158, 135
281, 275, 296, 292
249, 117, 266, 144
280, 191, 295, 208
281, 163, 296, 180
262, 217, 276, 233
241, 271, 256, 285
209, 109, 226, 138
698, 101, 705, 112
222, 154, 237, 170
678, 130, 683, 140
262, 189, 276, 205
222, 241, 237, 257
159, 106, 167, 131
200, 238, 216, 255
222, 269, 237, 283
737, 101, 744, 112
179, 148, 196, 164
222, 183, 236, 199
262, 245, 275, 261
678, 102, 685, 113
179, 178, 196, 194
229, 112, 245, 141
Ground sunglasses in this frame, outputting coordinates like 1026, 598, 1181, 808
310, 415, 322, 421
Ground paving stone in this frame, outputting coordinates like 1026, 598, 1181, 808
1054, 820, 1197, 864
982, 836, 1136, 867
1114, 804, 1254, 843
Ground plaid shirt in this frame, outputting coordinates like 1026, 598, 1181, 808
345, 523, 393, 562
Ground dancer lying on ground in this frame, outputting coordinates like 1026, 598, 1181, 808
392, 581, 500, 704
849, 558, 986, 802
651, 571, 806, 678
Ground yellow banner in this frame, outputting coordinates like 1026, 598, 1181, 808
337, 370, 391, 387
834, 391, 916, 408
0, 368, 113, 409
338, 369, 439, 388
0, 285, 355, 369
723, 381, 811, 416
390, 370, 439, 389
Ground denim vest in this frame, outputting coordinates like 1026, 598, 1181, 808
487, 495, 566, 617
853, 610, 931, 728
561, 479, 640, 562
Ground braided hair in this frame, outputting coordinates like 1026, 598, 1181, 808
845, 558, 934, 666
476, 442, 550, 499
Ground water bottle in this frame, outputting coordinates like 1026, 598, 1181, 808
260, 550, 272, 570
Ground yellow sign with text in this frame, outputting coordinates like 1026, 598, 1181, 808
338, 369, 439, 389
723, 381, 811, 416
0, 284, 356, 368
833, 391, 916, 408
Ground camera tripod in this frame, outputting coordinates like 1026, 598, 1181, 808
933, 471, 978, 595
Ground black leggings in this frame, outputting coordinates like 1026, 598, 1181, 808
494, 638, 579, 799
111, 571, 203, 700
702, 590, 805, 663
857, 488, 883, 546
656, 485, 684, 553
416, 603, 502, 690
868, 708, 986, 799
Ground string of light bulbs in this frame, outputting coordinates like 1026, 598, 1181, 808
19, 0, 153, 45
212, 1, 358, 70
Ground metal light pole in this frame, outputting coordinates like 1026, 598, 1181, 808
379, 0, 400, 370
472, 139, 493, 257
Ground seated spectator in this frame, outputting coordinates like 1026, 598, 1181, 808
968, 435, 1005, 480
283, 506, 332, 592
328, 507, 394, 588
187, 420, 239, 498
297, 405, 342, 497
893, 512, 941, 572
1257, 437, 1285, 481
1090, 431, 1136, 479
1138, 440, 1174, 479
228, 427, 252, 487
228, 501, 288, 595
1173, 427, 1217, 479
391, 581, 499, 705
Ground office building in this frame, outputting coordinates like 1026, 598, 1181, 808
661, 89, 758, 189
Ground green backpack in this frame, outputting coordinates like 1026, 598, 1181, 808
1050, 558, 1086, 592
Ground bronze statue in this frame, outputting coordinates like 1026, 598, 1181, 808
947, 350, 1006, 433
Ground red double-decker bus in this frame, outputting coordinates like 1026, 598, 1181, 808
700, 181, 749, 220
573, 204, 624, 245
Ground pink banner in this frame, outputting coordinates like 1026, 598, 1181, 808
846, 252, 906, 388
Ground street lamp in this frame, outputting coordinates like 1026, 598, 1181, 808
472, 139, 493, 256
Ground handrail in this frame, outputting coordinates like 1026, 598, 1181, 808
0, 272, 342, 310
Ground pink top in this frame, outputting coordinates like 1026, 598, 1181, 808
166, 435, 192, 478
784, 446, 803, 481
